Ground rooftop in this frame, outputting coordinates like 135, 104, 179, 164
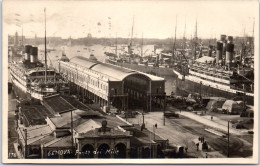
21, 104, 54, 126
68, 56, 164, 81
43, 94, 75, 114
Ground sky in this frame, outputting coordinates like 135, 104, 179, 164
3, 0, 259, 39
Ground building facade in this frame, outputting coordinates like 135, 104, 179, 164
59, 55, 166, 112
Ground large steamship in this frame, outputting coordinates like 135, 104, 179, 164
9, 45, 68, 100
174, 35, 254, 105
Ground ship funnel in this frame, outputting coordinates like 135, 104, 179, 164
24, 45, 32, 61
226, 43, 234, 65
227, 36, 233, 43
220, 35, 226, 42
216, 42, 223, 65
208, 45, 213, 57
220, 35, 227, 64
30, 47, 38, 63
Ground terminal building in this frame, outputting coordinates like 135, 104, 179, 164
16, 94, 169, 159
58, 54, 166, 112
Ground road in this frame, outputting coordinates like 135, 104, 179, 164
127, 107, 253, 158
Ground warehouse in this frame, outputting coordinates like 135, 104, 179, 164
59, 55, 165, 112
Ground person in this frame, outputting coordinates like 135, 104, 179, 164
155, 123, 157, 128
196, 143, 199, 151
211, 116, 213, 120
206, 153, 208, 158
185, 146, 188, 152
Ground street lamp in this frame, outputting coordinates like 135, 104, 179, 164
141, 112, 145, 130
153, 125, 156, 140
227, 120, 231, 157
163, 92, 166, 126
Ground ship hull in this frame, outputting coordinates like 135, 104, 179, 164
10, 75, 44, 101
175, 72, 254, 106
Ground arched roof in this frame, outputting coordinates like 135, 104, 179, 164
91, 62, 137, 80
69, 56, 164, 81
70, 56, 100, 69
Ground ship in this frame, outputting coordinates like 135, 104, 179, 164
9, 45, 68, 101
9, 9, 68, 101
104, 19, 175, 77
173, 34, 254, 105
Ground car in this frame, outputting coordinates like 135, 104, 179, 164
164, 111, 179, 118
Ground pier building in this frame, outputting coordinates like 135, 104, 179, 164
58, 54, 166, 112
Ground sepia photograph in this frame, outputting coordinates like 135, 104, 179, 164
2, 0, 259, 164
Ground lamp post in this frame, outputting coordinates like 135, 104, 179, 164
141, 112, 145, 130
153, 125, 156, 140
23, 128, 27, 159
163, 92, 166, 126
227, 120, 230, 157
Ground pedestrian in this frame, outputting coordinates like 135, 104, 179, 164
155, 123, 157, 128
198, 137, 201, 141
206, 153, 208, 158
196, 143, 199, 151
185, 146, 188, 152
211, 116, 213, 120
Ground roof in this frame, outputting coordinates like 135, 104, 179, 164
44, 136, 72, 147
91, 62, 137, 80
43, 95, 75, 114
68, 56, 164, 81
70, 56, 100, 69
25, 125, 53, 145
77, 127, 130, 138
61, 95, 91, 110
74, 119, 101, 134
21, 104, 54, 126
48, 111, 81, 128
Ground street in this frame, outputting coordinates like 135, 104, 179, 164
127, 106, 253, 158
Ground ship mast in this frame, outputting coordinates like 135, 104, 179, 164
129, 16, 134, 54
44, 8, 47, 84
181, 18, 186, 74
172, 15, 177, 65
251, 18, 255, 55
115, 33, 118, 57
21, 24, 23, 46
141, 33, 143, 57
183, 17, 186, 50
193, 18, 198, 60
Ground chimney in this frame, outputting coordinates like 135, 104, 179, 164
24, 45, 32, 61
227, 36, 233, 44
226, 43, 235, 65
30, 47, 38, 63
221, 35, 227, 63
207, 45, 213, 57
216, 42, 223, 65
